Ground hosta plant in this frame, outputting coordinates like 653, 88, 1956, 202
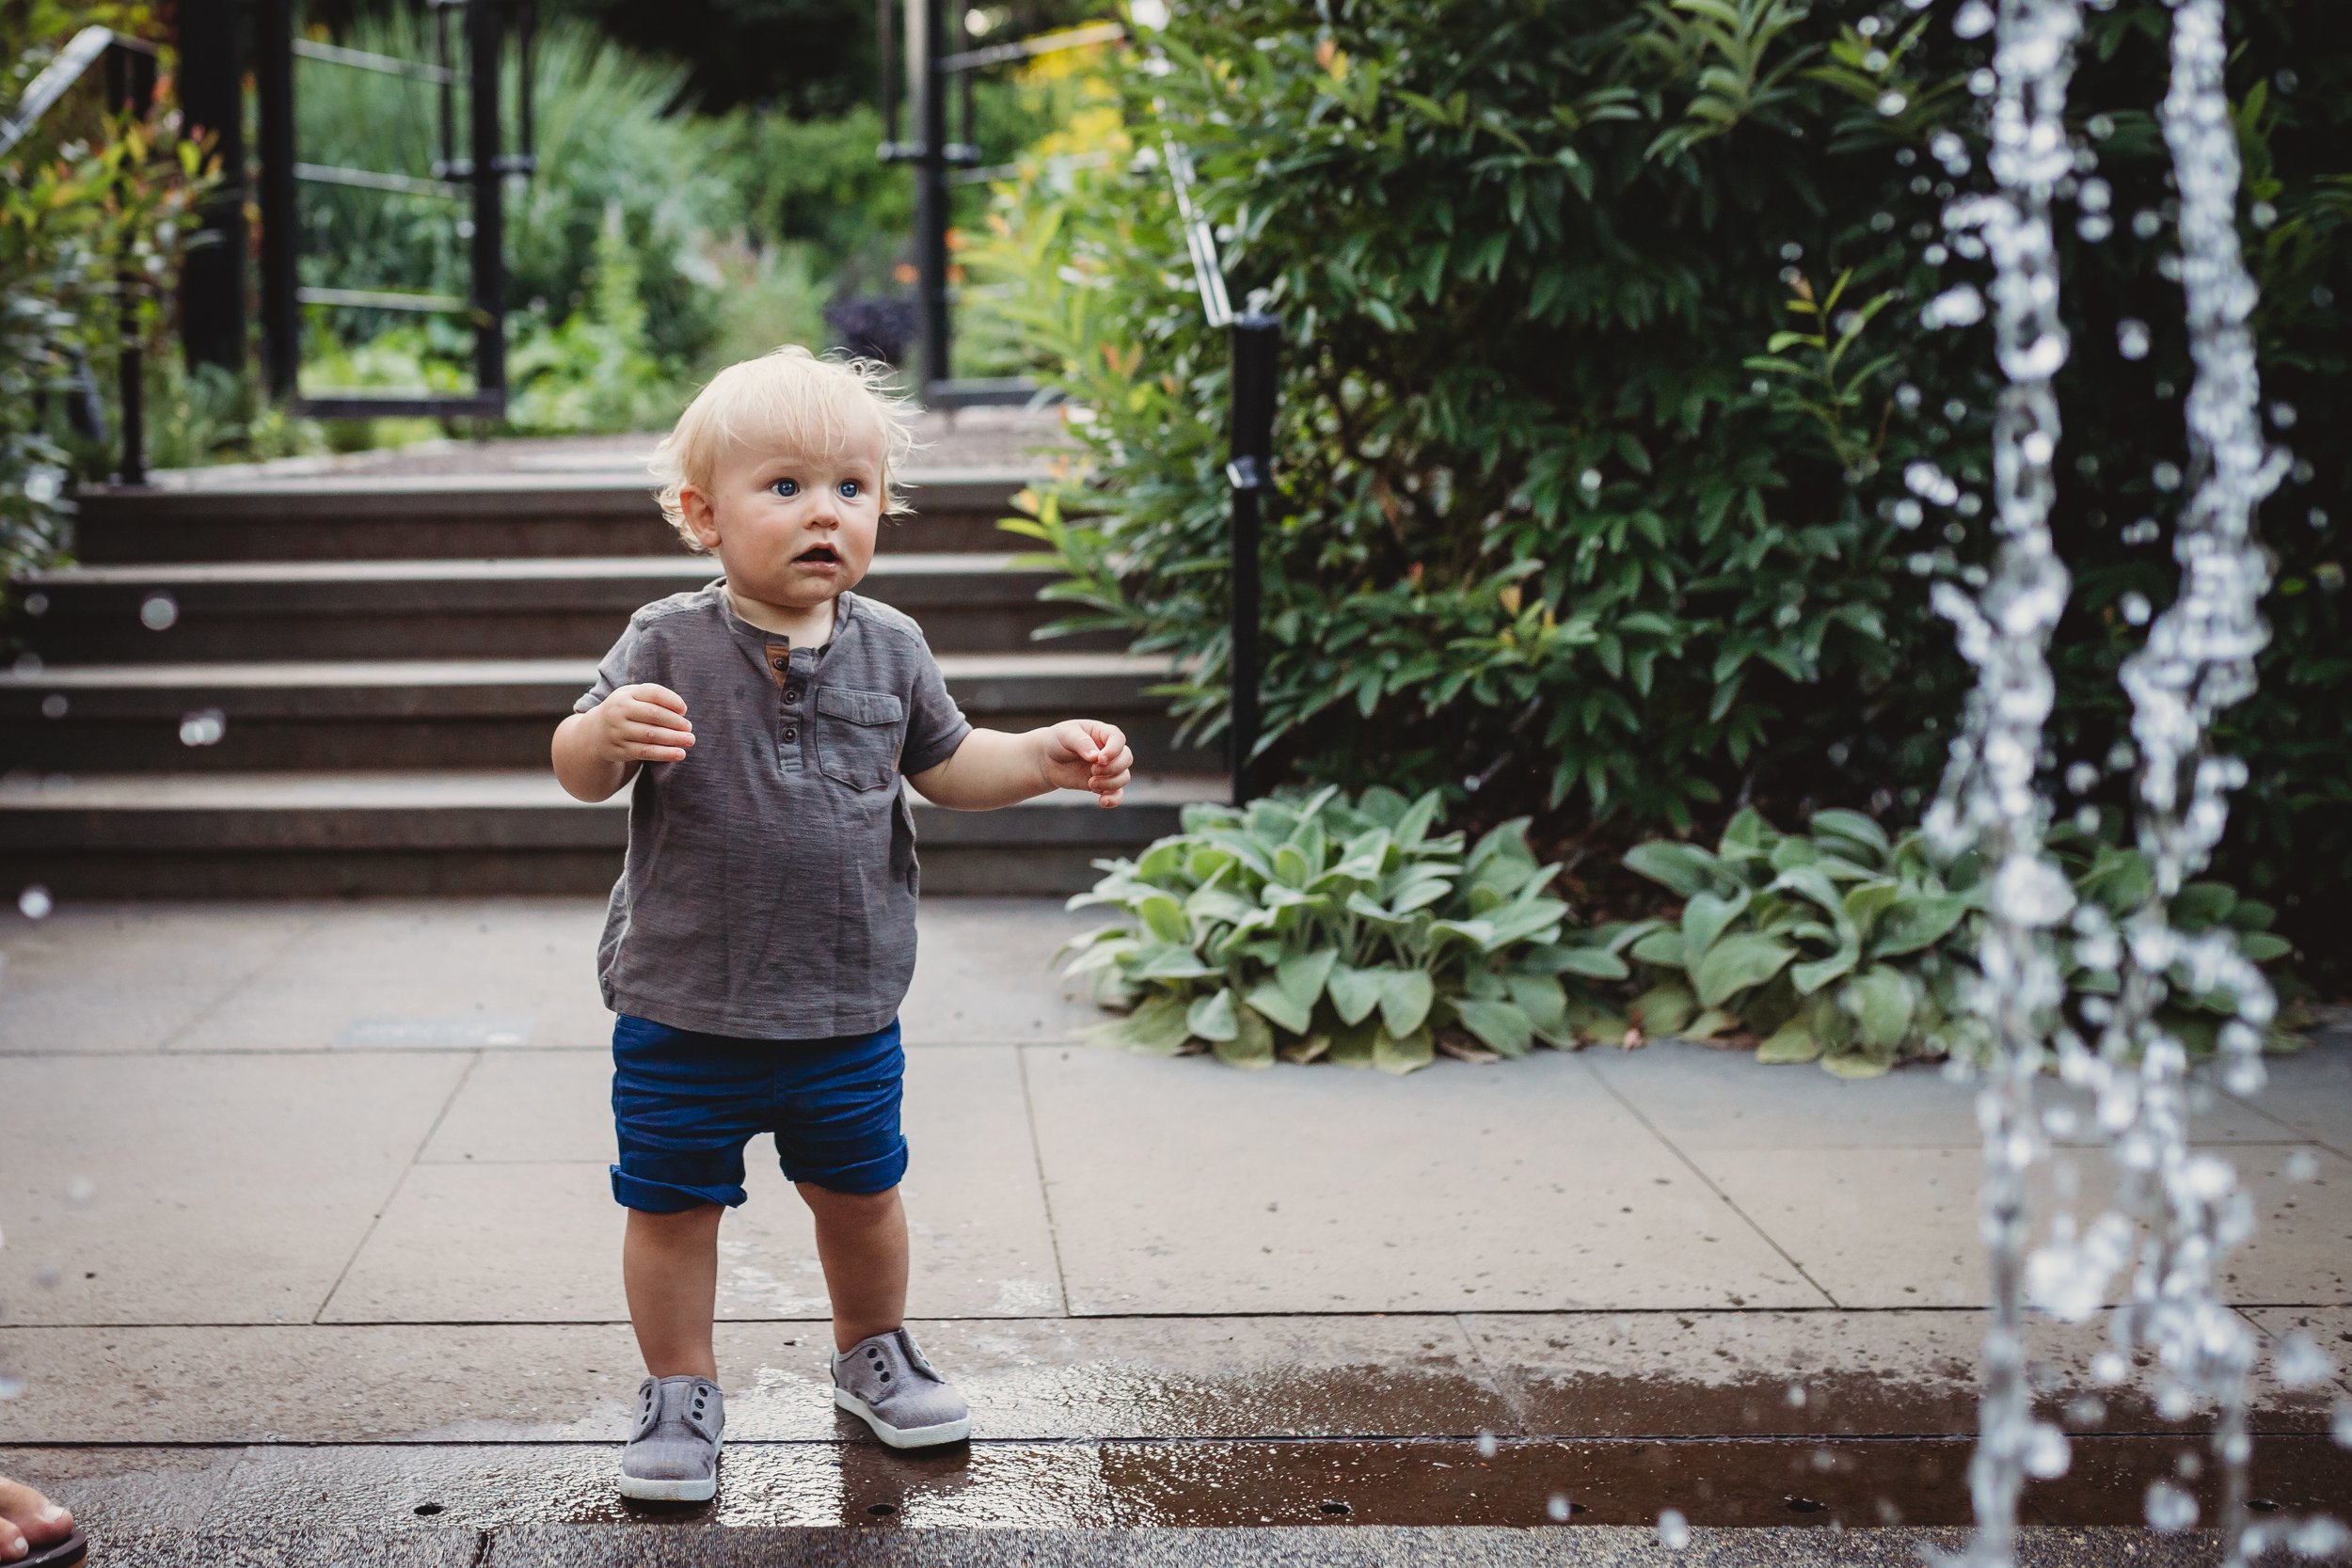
1060, 786, 1637, 1073
1619, 808, 2295, 1078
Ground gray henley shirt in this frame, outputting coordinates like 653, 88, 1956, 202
576, 580, 973, 1039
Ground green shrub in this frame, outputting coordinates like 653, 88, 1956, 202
973, 0, 2350, 973
1618, 809, 2296, 1078
1061, 784, 1639, 1073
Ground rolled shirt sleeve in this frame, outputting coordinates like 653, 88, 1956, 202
577, 618, 644, 716
898, 632, 973, 777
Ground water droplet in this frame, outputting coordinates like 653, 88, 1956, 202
139, 594, 180, 631
1786, 1383, 1808, 1407
2122, 516, 2159, 545
1780, 241, 1804, 261
2145, 1481, 2198, 1531
2024, 1422, 2071, 1479
2284, 1149, 2320, 1182
2091, 1351, 2129, 1386
2134, 210, 2164, 239
18, 885, 54, 920
2333, 1398, 2352, 1448
1893, 499, 1924, 529
1475, 1428, 1499, 1458
2153, 461, 2184, 492
40, 693, 68, 720
22, 592, 49, 616
2269, 402, 2296, 429
2117, 319, 2152, 359
2065, 762, 2098, 794
2120, 593, 2152, 626
2078, 214, 2112, 242
34, 1263, 62, 1290
1922, 284, 1986, 328
64, 1175, 94, 1205
11, 652, 40, 677
1578, 468, 1602, 494
2275, 1332, 2335, 1390
1546, 1493, 1573, 1522
1876, 89, 1908, 116
179, 708, 227, 748
0, 1371, 24, 1401
2064, 1395, 2106, 1426
1954, 0, 1994, 37
2291, 1519, 2352, 1558
1657, 1509, 1691, 1549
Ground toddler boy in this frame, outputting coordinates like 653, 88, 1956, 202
552, 346, 1132, 1501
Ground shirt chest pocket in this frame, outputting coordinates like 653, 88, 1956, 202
814, 687, 907, 790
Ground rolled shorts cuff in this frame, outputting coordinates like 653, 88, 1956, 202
785, 1137, 908, 1196
611, 1164, 747, 1212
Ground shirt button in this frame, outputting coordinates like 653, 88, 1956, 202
785, 688, 802, 704
783, 727, 798, 742
771, 656, 787, 671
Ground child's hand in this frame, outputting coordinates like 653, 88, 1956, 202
588, 683, 695, 764
1038, 720, 1133, 808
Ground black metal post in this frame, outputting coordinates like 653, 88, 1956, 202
468, 0, 507, 407
877, 0, 899, 148
1226, 311, 1279, 804
104, 43, 156, 484
256, 0, 298, 401
909, 0, 950, 394
175, 0, 246, 376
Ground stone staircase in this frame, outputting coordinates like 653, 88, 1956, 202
0, 451, 1219, 896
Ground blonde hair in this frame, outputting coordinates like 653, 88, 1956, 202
649, 345, 920, 552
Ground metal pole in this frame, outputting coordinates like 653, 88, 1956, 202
468, 0, 506, 410
908, 0, 950, 393
1226, 311, 1279, 804
256, 0, 298, 401
175, 0, 246, 375
105, 44, 155, 484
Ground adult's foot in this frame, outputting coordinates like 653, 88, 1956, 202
0, 1476, 80, 1565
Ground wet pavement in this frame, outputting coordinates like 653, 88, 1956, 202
3, 899, 2349, 1562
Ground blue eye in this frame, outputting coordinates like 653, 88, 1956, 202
837, 480, 861, 499
771, 478, 799, 499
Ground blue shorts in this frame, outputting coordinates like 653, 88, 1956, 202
610, 1012, 908, 1211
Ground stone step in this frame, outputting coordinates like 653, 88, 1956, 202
0, 653, 1202, 771
0, 769, 1216, 897
7, 553, 1115, 662
70, 469, 1036, 561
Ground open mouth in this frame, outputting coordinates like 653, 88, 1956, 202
794, 544, 841, 565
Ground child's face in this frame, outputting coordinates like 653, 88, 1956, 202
681, 426, 886, 611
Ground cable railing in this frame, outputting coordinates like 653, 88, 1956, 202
1, 25, 160, 484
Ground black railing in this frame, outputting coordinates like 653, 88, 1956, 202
875, 0, 1120, 405
2, 26, 160, 485
257, 0, 534, 420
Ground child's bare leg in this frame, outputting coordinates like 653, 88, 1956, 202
623, 1204, 723, 1379
798, 1182, 909, 1352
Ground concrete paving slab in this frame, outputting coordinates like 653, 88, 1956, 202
1692, 1143, 2352, 1309
0, 1442, 234, 1530
167, 899, 613, 1051
898, 898, 1104, 1044
328, 1046, 1061, 1321
0, 904, 305, 1053
0, 1052, 468, 1324
1025, 1046, 1823, 1314
1594, 1039, 2293, 1149
2232, 1040, 2352, 1157
2240, 1306, 2352, 1399
421, 1048, 611, 1164
0, 1316, 1514, 1445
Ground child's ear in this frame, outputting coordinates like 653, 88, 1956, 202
679, 483, 722, 549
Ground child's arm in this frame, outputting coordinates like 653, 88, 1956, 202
552, 683, 695, 802
910, 721, 1133, 811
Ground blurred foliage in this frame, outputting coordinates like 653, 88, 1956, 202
3, 2, 212, 577
970, 0, 2348, 974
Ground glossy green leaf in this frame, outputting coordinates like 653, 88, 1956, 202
1692, 934, 1795, 1006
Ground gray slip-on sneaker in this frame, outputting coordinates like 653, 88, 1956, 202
619, 1373, 724, 1501
832, 1327, 971, 1449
